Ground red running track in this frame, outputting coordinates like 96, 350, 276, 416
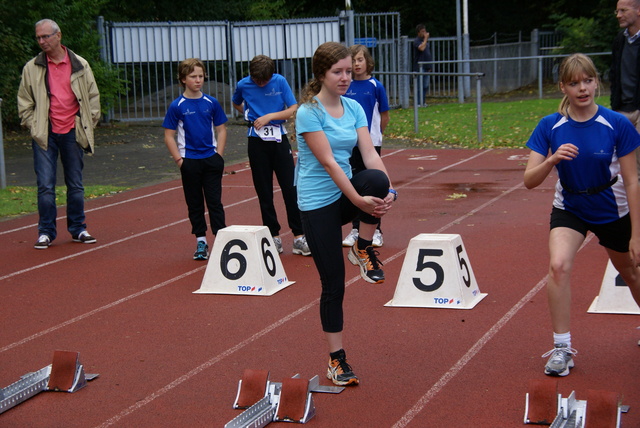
1, 148, 638, 427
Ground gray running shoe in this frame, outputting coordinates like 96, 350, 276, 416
273, 236, 283, 254
292, 235, 311, 256
542, 343, 577, 376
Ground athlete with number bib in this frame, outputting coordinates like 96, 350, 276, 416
232, 55, 310, 257
524, 53, 640, 377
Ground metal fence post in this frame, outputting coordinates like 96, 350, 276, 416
413, 76, 419, 133
344, 10, 355, 47
475, 77, 483, 142
538, 56, 543, 99
0, 98, 6, 189
399, 36, 410, 108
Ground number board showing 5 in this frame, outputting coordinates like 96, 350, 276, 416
385, 234, 486, 309
413, 244, 473, 292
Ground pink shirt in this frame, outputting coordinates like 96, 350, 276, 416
47, 48, 79, 134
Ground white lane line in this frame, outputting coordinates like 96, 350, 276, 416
0, 195, 258, 282
0, 163, 253, 236
0, 186, 183, 236
0, 267, 205, 354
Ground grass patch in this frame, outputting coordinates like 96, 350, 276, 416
386, 95, 611, 149
0, 185, 129, 219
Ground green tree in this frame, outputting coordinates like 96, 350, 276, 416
1, 0, 625, 130
0, 0, 123, 129
0, 23, 32, 127
249, 0, 290, 20
551, 0, 619, 75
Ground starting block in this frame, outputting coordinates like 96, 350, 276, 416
194, 225, 294, 296
226, 369, 344, 427
588, 260, 640, 315
0, 350, 98, 415
385, 233, 487, 309
524, 379, 628, 427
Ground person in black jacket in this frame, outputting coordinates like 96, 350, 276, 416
412, 24, 432, 107
611, 0, 640, 171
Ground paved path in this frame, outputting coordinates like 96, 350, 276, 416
2, 120, 250, 189
3, 119, 422, 190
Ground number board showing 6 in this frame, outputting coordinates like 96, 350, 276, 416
195, 226, 294, 296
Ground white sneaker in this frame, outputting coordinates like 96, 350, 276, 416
72, 230, 96, 244
34, 234, 51, 249
372, 229, 383, 247
342, 228, 359, 247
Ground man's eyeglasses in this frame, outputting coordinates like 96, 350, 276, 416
35, 32, 58, 42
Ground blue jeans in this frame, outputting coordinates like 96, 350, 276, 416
33, 129, 86, 240
418, 71, 430, 104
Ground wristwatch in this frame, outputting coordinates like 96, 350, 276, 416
389, 189, 398, 201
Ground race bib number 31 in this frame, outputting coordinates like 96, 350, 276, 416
256, 125, 282, 142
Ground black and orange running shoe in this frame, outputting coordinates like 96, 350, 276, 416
327, 351, 359, 386
348, 244, 385, 284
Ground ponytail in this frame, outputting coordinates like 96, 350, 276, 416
300, 79, 322, 105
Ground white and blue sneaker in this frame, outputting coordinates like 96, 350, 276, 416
372, 229, 384, 247
342, 228, 359, 247
34, 234, 51, 249
72, 231, 96, 244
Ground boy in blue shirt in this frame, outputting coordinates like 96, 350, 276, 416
343, 44, 390, 248
232, 55, 309, 256
163, 58, 228, 260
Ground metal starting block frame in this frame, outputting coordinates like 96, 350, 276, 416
524, 379, 628, 427
225, 369, 344, 428
0, 350, 98, 415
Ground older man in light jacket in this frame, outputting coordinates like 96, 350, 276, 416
18, 18, 100, 250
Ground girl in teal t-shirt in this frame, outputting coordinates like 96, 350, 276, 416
295, 42, 397, 387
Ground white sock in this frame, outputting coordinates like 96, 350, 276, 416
553, 332, 571, 348
197, 237, 207, 244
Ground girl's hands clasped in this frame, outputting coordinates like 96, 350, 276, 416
358, 195, 394, 218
